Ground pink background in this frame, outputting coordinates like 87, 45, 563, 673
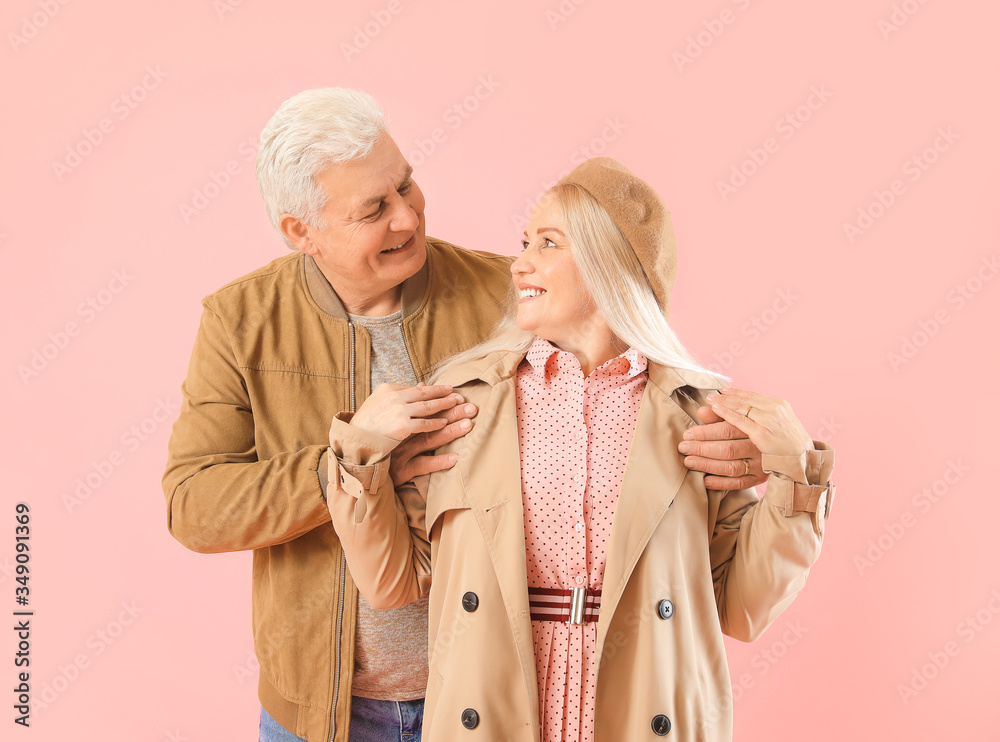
3, 0, 998, 739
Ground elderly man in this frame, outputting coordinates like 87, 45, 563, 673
162, 88, 766, 742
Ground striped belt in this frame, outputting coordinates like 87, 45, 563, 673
528, 586, 601, 625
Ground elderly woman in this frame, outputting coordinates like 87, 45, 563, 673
326, 158, 836, 741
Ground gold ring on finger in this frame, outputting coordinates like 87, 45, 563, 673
742, 458, 750, 477
745, 405, 753, 420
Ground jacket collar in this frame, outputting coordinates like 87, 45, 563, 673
302, 247, 431, 321
441, 345, 724, 395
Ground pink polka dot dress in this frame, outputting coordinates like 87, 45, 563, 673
515, 336, 648, 742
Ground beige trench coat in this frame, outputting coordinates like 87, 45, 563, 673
327, 348, 836, 741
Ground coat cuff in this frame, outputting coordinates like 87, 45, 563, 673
329, 411, 401, 466
328, 412, 402, 514
761, 440, 836, 521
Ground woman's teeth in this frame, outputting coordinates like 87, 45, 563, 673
520, 288, 546, 299
382, 238, 409, 253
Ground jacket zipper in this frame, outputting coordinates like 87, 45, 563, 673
330, 322, 356, 742
349, 322, 357, 413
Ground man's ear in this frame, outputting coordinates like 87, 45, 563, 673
279, 213, 315, 254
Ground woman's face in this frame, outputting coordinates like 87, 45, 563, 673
510, 192, 605, 348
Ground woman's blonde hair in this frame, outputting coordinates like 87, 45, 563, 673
431, 184, 729, 385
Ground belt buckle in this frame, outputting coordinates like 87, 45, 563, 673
566, 586, 587, 625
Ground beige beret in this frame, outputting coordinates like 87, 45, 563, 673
555, 157, 677, 318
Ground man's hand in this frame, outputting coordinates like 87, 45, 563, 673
350, 382, 478, 487
678, 402, 767, 490
388, 398, 478, 486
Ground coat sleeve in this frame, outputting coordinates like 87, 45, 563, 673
161, 302, 333, 553
325, 413, 432, 609
709, 441, 836, 642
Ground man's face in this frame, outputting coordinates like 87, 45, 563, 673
293, 132, 427, 313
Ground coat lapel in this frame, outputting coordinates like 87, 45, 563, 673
595, 369, 707, 658
455, 371, 540, 720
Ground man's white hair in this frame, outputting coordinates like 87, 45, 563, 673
256, 88, 388, 248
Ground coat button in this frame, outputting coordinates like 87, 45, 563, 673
657, 599, 674, 620
651, 714, 671, 735
462, 592, 479, 612
461, 708, 479, 729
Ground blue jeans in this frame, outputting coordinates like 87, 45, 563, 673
259, 697, 423, 742
350, 696, 423, 742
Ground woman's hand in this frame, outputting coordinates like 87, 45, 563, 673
704, 387, 814, 459
351, 383, 466, 442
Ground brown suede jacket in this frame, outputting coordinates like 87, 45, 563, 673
162, 237, 513, 742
